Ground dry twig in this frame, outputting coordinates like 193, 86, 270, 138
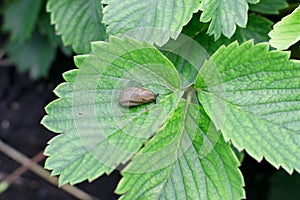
0, 139, 99, 200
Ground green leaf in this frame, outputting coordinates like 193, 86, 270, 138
102, 0, 200, 46
269, 5, 300, 50
47, 0, 106, 53
159, 33, 211, 87
162, 51, 199, 87
42, 37, 183, 185
239, 14, 273, 43
231, 146, 245, 164
195, 41, 300, 174
181, 12, 208, 38
199, 0, 254, 40
2, 0, 43, 42
192, 14, 272, 56
37, 11, 73, 56
192, 31, 244, 56
37, 11, 60, 47
247, 0, 259, 3
249, 0, 288, 14
5, 31, 56, 79
116, 101, 245, 200
269, 170, 300, 200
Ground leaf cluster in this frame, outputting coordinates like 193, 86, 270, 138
15, 0, 300, 199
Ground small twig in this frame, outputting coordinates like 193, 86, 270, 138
1, 151, 45, 188
0, 172, 38, 187
0, 139, 99, 200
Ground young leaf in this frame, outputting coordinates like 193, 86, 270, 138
199, 0, 257, 40
42, 37, 183, 185
239, 14, 273, 43
102, 0, 200, 46
116, 101, 245, 200
195, 41, 300, 174
269, 5, 300, 50
159, 33, 211, 87
47, 0, 106, 53
249, 0, 288, 14
187, 14, 272, 56
2, 0, 42, 42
